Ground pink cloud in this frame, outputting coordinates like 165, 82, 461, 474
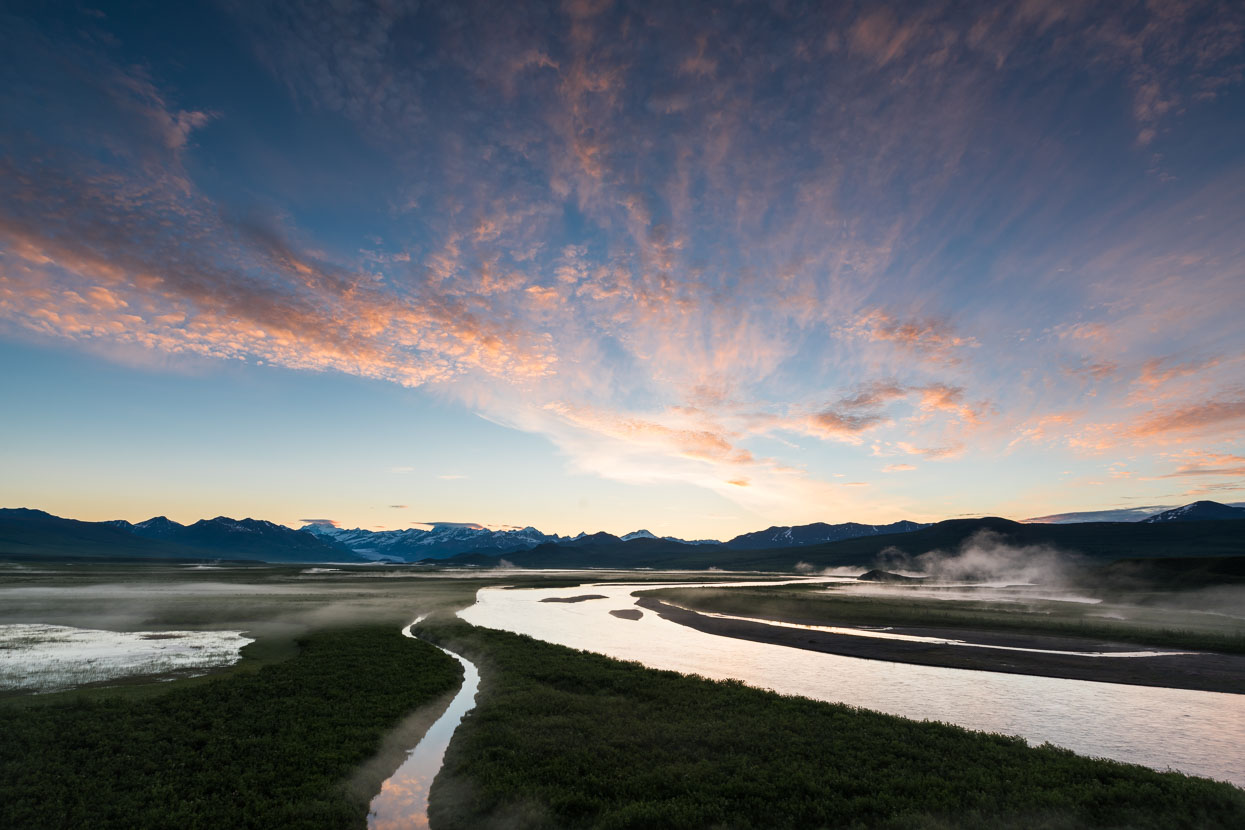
1159, 451, 1245, 478
853, 309, 978, 365
1127, 398, 1245, 439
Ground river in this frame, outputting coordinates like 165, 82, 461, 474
458, 579, 1245, 787
368, 620, 481, 830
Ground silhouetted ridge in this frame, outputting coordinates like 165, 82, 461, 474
1141, 501, 1245, 523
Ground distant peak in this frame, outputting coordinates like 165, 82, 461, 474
1141, 500, 1245, 523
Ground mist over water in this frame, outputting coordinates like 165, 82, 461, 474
878, 530, 1083, 586
461, 581, 1245, 786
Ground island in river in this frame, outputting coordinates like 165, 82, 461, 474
636, 589, 1245, 695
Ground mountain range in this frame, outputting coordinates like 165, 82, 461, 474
296, 519, 930, 561
722, 520, 928, 549
426, 513, 1245, 571
0, 509, 353, 562
2, 501, 1243, 567
1140, 501, 1245, 523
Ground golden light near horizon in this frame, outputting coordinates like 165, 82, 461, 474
1, 1, 1243, 536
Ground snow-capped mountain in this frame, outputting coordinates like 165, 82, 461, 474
724, 520, 928, 550
619, 529, 722, 545
1140, 501, 1245, 523
301, 522, 567, 561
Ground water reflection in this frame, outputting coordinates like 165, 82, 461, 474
686, 608, 1193, 657
460, 581, 1245, 786
368, 622, 481, 830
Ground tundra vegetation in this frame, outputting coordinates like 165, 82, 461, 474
0, 626, 462, 828
1, 564, 1243, 828
420, 617, 1245, 829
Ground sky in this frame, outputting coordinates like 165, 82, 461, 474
1, 1, 1244, 540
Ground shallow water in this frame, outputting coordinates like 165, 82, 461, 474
368, 621, 481, 830
460, 581, 1245, 786
686, 607, 1193, 657
0, 623, 252, 693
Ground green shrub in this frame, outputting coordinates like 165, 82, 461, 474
0, 626, 460, 829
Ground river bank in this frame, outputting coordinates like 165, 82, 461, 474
637, 596, 1245, 694
422, 616, 1245, 829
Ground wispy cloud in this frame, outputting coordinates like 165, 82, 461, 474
1158, 451, 1245, 478
1128, 398, 1245, 439
852, 310, 979, 366
2, 1, 1244, 526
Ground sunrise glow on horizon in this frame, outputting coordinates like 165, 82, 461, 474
2, 2, 1243, 539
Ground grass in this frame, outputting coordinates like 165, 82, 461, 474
421, 617, 1245, 829
0, 625, 462, 828
641, 585, 1245, 654
4, 566, 1242, 828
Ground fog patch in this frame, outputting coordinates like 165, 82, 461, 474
877, 530, 1084, 587
1, 582, 300, 597
1153, 585, 1245, 620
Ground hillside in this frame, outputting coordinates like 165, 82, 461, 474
432, 516, 1245, 572
0, 509, 210, 561
0, 509, 357, 563
1141, 501, 1245, 523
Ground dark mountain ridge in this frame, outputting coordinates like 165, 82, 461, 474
428, 514, 1245, 571
1141, 501, 1245, 523
724, 520, 928, 549
5, 501, 1244, 568
1, 509, 355, 563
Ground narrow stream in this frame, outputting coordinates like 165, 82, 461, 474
367, 619, 481, 830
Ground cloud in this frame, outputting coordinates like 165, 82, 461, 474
848, 7, 921, 66
299, 518, 339, 527
1127, 398, 1245, 439
882, 463, 917, 472
1066, 361, 1118, 381
4, 2, 1245, 528
803, 408, 887, 442
1134, 355, 1220, 391
413, 521, 486, 530
912, 384, 989, 424
388, 505, 408, 509
1023, 506, 1172, 524
852, 310, 979, 366
545, 403, 755, 466
893, 442, 964, 459
800, 382, 987, 445
1158, 451, 1245, 478
1182, 482, 1245, 497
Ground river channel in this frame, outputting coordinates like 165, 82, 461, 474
458, 579, 1245, 786
368, 621, 481, 830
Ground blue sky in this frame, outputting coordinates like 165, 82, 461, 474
1, 1, 1243, 538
